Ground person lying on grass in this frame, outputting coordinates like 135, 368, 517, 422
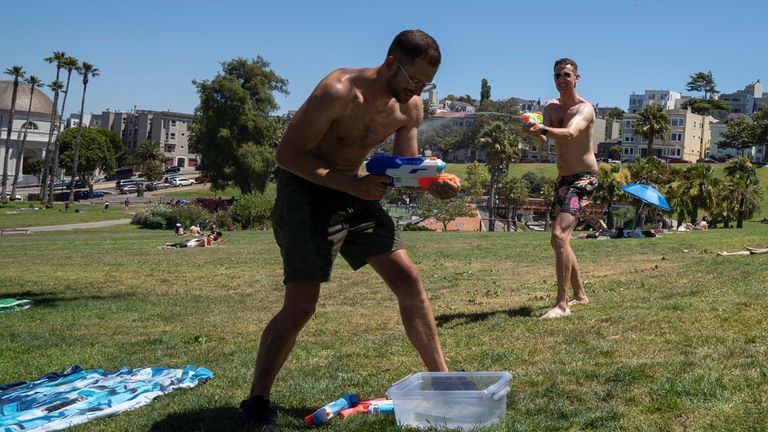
159, 230, 222, 249
716, 245, 768, 257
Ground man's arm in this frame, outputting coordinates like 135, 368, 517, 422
529, 103, 594, 142
276, 75, 389, 200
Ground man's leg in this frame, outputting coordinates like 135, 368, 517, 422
248, 282, 321, 398
367, 250, 448, 372
543, 212, 579, 318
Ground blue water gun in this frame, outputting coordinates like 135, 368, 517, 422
304, 393, 359, 426
365, 153, 459, 189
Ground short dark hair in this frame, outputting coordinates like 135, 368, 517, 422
387, 30, 441, 67
554, 58, 578, 72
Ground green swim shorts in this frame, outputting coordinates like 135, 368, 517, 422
272, 168, 403, 284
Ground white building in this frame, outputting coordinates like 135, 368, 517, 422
0, 80, 61, 187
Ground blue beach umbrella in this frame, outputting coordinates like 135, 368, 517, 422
620, 183, 671, 211
621, 183, 671, 229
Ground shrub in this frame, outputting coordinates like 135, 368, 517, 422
132, 204, 173, 229
194, 197, 231, 213
401, 223, 434, 231
168, 204, 212, 230
230, 192, 274, 229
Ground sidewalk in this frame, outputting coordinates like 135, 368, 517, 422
13, 219, 132, 233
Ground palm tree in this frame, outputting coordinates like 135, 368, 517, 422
40, 51, 67, 202
633, 104, 670, 158
45, 56, 80, 203
475, 121, 520, 231
68, 62, 99, 203
133, 139, 165, 181
40, 80, 64, 205
723, 156, 756, 180
496, 175, 528, 231
721, 176, 763, 228
679, 164, 718, 224
592, 162, 630, 229
2, 66, 25, 201
10, 76, 43, 199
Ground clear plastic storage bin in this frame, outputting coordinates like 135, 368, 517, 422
385, 372, 512, 430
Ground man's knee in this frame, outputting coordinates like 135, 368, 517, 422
389, 265, 424, 298
551, 228, 571, 249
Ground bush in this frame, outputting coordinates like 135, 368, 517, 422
401, 223, 434, 231
132, 204, 173, 229
195, 197, 231, 213
230, 192, 274, 229
168, 204, 212, 230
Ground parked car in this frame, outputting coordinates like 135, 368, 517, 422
119, 184, 142, 194
54, 179, 88, 189
146, 181, 171, 191
664, 157, 692, 164
171, 178, 195, 187
75, 190, 107, 199
697, 157, 718, 164
164, 166, 181, 175
163, 175, 178, 185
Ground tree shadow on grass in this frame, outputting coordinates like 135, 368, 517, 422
435, 306, 536, 328
0, 290, 134, 309
150, 405, 315, 432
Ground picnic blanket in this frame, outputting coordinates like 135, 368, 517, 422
0, 365, 213, 431
0, 299, 32, 314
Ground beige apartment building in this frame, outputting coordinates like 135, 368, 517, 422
96, 109, 197, 169
620, 107, 715, 162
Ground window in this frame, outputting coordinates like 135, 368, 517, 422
20, 121, 38, 130
170, 133, 176, 140
675, 149, 681, 156
623, 148, 634, 155
671, 118, 684, 127
170, 120, 177, 127
624, 120, 632, 128
164, 144, 176, 153
649, 94, 656, 99
670, 133, 682, 141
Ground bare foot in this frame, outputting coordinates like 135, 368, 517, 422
568, 297, 589, 306
540, 306, 571, 319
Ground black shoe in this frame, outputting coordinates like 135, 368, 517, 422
239, 395, 278, 431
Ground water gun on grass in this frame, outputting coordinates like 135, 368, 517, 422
338, 398, 394, 419
364, 153, 460, 189
304, 393, 359, 426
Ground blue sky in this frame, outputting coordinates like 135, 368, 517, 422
3, 0, 766, 117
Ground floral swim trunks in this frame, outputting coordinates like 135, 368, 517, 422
552, 172, 598, 219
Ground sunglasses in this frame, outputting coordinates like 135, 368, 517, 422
397, 61, 437, 92
554, 72, 574, 80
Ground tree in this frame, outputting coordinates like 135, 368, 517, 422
422, 97, 436, 119
56, 127, 116, 187
496, 174, 528, 231
679, 164, 718, 224
752, 105, 768, 156
480, 78, 491, 103
2, 66, 25, 202
411, 194, 474, 231
40, 51, 67, 203
68, 61, 99, 203
25, 158, 43, 183
40, 80, 63, 205
10, 75, 44, 199
133, 140, 165, 182
94, 128, 128, 168
681, 98, 730, 116
720, 175, 762, 228
462, 160, 489, 202
418, 122, 461, 156
475, 121, 521, 231
592, 162, 630, 229
719, 117, 757, 157
605, 107, 625, 123
686, 71, 719, 99
189, 57, 288, 194
633, 103, 670, 158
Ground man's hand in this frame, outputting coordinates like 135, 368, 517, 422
428, 177, 460, 199
349, 174, 392, 201
525, 122, 546, 135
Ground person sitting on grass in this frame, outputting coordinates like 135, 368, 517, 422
717, 245, 768, 257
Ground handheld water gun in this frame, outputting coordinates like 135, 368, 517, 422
304, 393, 359, 426
521, 111, 543, 125
364, 153, 460, 189
338, 398, 394, 419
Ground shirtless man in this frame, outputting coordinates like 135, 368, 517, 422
239, 30, 459, 430
525, 58, 598, 319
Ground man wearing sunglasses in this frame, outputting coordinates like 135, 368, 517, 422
239, 29, 458, 430
524, 58, 598, 319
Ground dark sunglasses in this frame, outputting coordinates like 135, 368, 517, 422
554, 72, 573, 80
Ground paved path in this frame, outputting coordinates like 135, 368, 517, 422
19, 219, 132, 232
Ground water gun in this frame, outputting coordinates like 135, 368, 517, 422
365, 153, 460, 189
338, 398, 394, 419
304, 393, 359, 426
521, 111, 543, 124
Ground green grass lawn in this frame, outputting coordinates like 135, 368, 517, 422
0, 201, 137, 229
2, 222, 767, 431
